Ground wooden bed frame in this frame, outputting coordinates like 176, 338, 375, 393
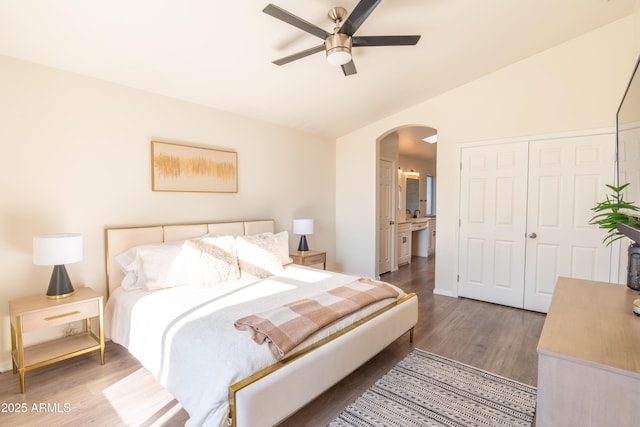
105, 220, 418, 427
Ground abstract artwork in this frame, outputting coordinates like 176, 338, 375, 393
151, 141, 237, 193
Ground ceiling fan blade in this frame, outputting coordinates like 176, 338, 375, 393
341, 60, 357, 76
339, 0, 382, 36
353, 35, 421, 47
263, 4, 329, 40
272, 44, 325, 65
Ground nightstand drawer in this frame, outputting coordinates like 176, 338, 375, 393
290, 250, 327, 270
303, 253, 326, 265
21, 300, 99, 332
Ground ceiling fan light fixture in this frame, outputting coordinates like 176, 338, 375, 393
326, 32, 352, 65
327, 49, 351, 65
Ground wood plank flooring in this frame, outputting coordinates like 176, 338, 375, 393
0, 256, 546, 426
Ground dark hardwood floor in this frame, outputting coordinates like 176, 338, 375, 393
0, 256, 546, 426
280, 256, 546, 426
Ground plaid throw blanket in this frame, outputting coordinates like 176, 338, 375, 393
234, 278, 399, 360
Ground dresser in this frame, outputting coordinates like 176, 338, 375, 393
536, 277, 640, 426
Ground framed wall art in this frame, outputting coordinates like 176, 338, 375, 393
151, 141, 238, 193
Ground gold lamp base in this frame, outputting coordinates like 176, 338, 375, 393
47, 291, 75, 300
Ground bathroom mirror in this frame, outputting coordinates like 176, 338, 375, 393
406, 178, 419, 215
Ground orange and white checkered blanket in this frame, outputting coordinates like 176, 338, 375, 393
233, 278, 399, 360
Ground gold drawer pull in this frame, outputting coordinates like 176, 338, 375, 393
45, 311, 81, 321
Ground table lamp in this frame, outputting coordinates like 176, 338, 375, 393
33, 233, 83, 299
293, 219, 314, 252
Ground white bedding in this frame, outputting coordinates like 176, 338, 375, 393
105, 265, 405, 427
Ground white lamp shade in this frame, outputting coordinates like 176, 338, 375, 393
33, 233, 83, 266
293, 219, 314, 235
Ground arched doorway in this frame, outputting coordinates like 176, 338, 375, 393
376, 125, 437, 276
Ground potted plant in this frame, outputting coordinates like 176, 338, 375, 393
590, 183, 640, 245
590, 183, 640, 290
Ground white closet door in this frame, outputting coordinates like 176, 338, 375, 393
524, 134, 614, 312
458, 141, 528, 307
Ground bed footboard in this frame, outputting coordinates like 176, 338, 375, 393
228, 292, 418, 427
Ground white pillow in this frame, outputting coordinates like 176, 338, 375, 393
136, 243, 191, 290
120, 271, 139, 290
183, 235, 240, 286
115, 247, 139, 278
236, 232, 285, 278
115, 244, 151, 290
115, 241, 190, 290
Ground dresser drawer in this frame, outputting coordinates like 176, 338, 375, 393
20, 299, 99, 332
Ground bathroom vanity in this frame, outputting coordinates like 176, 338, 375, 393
400, 217, 436, 260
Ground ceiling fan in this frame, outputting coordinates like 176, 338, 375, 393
263, 0, 421, 76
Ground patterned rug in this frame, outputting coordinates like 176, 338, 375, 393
328, 349, 537, 427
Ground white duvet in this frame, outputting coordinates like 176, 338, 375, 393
105, 265, 404, 427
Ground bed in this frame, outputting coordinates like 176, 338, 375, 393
104, 219, 418, 427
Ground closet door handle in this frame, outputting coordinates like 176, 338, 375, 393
529, 232, 537, 239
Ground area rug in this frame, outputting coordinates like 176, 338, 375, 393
328, 349, 536, 427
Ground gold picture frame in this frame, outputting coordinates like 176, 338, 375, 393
151, 141, 238, 193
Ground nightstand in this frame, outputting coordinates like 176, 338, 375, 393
9, 287, 105, 393
289, 250, 326, 270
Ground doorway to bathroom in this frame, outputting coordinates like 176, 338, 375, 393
377, 125, 437, 276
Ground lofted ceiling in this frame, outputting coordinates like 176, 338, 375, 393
0, 0, 635, 140
397, 126, 437, 161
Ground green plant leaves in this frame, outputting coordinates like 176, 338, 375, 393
589, 183, 640, 246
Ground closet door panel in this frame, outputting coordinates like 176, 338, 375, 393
524, 134, 614, 312
458, 141, 528, 307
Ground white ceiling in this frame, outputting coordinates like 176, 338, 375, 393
0, 0, 635, 140
397, 126, 438, 161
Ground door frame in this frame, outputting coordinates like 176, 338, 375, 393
377, 156, 397, 277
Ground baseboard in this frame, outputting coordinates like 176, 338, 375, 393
0, 360, 13, 373
433, 288, 457, 298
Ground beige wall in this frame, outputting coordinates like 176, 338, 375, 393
336, 16, 638, 293
0, 55, 335, 370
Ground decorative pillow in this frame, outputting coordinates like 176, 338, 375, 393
182, 235, 240, 286
236, 232, 285, 278
274, 231, 293, 266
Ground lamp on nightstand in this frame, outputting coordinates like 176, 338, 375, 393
293, 219, 314, 252
33, 233, 83, 299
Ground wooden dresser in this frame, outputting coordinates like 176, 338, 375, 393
536, 277, 640, 426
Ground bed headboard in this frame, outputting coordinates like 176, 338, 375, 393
105, 220, 274, 296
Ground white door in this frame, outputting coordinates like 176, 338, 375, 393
524, 135, 614, 312
377, 158, 394, 275
458, 133, 614, 312
458, 141, 529, 307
